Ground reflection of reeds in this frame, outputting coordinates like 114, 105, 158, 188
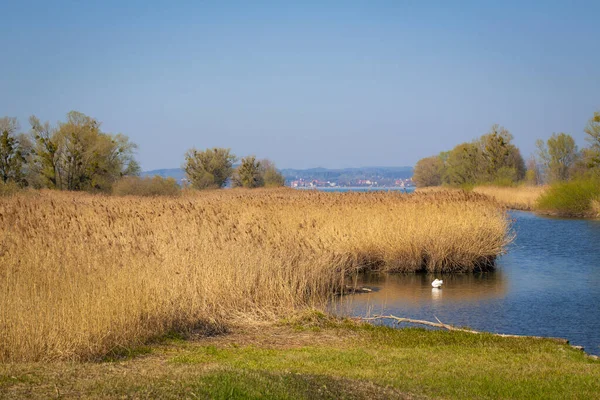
340, 272, 507, 307
0, 189, 510, 361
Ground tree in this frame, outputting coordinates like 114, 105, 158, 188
536, 133, 578, 183
29, 111, 139, 191
123, 159, 142, 177
260, 159, 285, 187
477, 125, 525, 183
29, 116, 60, 188
413, 156, 444, 187
0, 117, 29, 186
184, 147, 236, 189
0, 117, 19, 137
525, 155, 542, 186
232, 155, 264, 188
437, 125, 525, 187
583, 110, 600, 169
442, 142, 483, 186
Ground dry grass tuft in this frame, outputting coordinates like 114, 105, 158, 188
592, 199, 600, 218
0, 189, 510, 361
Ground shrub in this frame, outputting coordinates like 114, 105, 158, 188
536, 177, 600, 217
112, 176, 181, 197
0, 181, 23, 196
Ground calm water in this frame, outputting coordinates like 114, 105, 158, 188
333, 211, 600, 355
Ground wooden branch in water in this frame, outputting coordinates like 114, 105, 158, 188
362, 315, 569, 344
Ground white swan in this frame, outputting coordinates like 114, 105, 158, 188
431, 279, 443, 288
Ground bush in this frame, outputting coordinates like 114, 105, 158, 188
0, 181, 23, 196
112, 176, 181, 197
536, 177, 600, 217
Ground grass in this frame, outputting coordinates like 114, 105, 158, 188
1, 319, 598, 399
0, 189, 511, 362
536, 178, 600, 218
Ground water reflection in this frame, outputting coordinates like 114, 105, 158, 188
431, 287, 442, 301
334, 270, 507, 313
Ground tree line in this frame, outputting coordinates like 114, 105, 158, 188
0, 111, 285, 193
413, 111, 600, 187
183, 148, 285, 189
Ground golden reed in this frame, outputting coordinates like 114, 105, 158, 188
0, 189, 510, 361
473, 185, 546, 211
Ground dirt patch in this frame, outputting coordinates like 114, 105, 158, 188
185, 322, 361, 350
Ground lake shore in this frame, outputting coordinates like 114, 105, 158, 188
2, 315, 599, 399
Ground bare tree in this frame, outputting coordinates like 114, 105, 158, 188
536, 133, 578, 183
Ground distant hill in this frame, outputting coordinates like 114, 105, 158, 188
141, 168, 186, 181
141, 166, 414, 186
280, 166, 413, 181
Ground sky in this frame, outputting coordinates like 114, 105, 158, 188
1, 1, 599, 171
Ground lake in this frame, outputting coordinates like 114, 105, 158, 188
295, 187, 416, 193
333, 210, 600, 355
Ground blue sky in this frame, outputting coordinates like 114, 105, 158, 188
1, 1, 599, 170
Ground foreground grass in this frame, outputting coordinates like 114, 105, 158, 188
2, 318, 598, 399
0, 189, 510, 362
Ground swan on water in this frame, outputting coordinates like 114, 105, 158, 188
431, 279, 443, 288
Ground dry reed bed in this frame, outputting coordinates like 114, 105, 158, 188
418, 186, 547, 211
0, 189, 510, 362
473, 186, 547, 211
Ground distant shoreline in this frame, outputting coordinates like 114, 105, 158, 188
294, 186, 416, 191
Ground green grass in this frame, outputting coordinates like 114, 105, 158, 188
1, 320, 599, 399
171, 330, 598, 399
536, 177, 600, 217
